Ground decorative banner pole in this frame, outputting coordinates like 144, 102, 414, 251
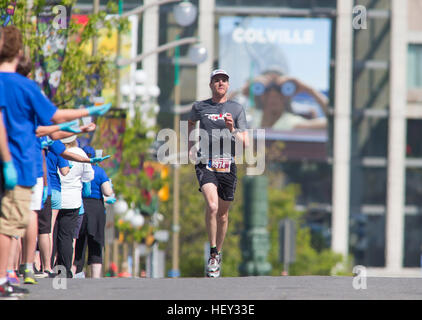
35, 0, 72, 100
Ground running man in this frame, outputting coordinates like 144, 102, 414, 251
188, 69, 249, 277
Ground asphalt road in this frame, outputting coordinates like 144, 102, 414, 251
21, 275, 422, 300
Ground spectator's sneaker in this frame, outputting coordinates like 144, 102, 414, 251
34, 270, 48, 278
74, 271, 85, 279
206, 254, 222, 278
23, 269, 38, 284
44, 270, 58, 278
6, 282, 29, 296
7, 271, 20, 285
0, 282, 19, 300
18, 264, 25, 277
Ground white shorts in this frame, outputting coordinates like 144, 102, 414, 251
30, 177, 44, 211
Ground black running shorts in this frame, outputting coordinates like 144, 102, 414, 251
195, 162, 237, 201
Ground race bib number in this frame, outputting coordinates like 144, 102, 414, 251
206, 158, 231, 173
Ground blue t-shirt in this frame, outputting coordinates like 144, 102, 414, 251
49, 140, 66, 156
47, 147, 69, 192
0, 79, 5, 108
36, 137, 44, 178
0, 72, 57, 187
83, 165, 109, 200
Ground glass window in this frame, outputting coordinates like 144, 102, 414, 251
303, 210, 332, 252
405, 168, 422, 206
278, 162, 332, 205
349, 213, 385, 267
355, 0, 390, 10
352, 11, 390, 111
350, 167, 387, 208
216, 0, 336, 8
406, 120, 422, 158
404, 214, 422, 267
353, 117, 388, 158
408, 44, 422, 89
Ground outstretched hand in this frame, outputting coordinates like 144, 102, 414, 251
80, 123, 96, 133
58, 120, 81, 133
87, 103, 112, 116
90, 155, 111, 164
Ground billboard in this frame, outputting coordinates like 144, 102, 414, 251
219, 17, 332, 160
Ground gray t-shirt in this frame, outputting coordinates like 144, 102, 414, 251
189, 98, 247, 159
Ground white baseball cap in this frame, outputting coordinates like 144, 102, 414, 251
61, 135, 77, 144
210, 69, 229, 80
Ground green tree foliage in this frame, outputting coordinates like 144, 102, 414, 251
112, 106, 168, 242
266, 174, 345, 276
3, 0, 128, 108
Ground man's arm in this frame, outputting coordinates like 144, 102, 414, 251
233, 130, 250, 149
60, 149, 91, 163
47, 123, 97, 140
224, 113, 249, 148
59, 166, 70, 176
101, 181, 114, 197
290, 78, 329, 116
50, 103, 111, 124
188, 120, 197, 151
0, 110, 12, 162
60, 149, 110, 164
188, 120, 197, 161
36, 124, 63, 138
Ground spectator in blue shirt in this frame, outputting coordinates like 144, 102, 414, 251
0, 26, 111, 290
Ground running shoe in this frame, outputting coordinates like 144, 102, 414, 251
7, 282, 29, 296
0, 282, 28, 299
18, 264, 25, 277
206, 253, 222, 278
44, 270, 58, 278
34, 270, 48, 278
23, 269, 38, 284
0, 282, 18, 300
7, 270, 20, 285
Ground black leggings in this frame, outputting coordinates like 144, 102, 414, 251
54, 208, 79, 278
74, 204, 104, 274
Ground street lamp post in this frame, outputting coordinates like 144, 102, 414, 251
170, 35, 181, 278
116, 0, 124, 108
168, 1, 207, 278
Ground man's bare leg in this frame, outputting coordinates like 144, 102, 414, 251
216, 198, 231, 253
91, 263, 102, 278
0, 234, 12, 281
201, 183, 219, 248
50, 209, 59, 266
22, 211, 38, 267
38, 233, 51, 272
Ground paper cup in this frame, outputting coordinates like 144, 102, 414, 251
93, 97, 105, 106
82, 116, 92, 126
95, 149, 103, 158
